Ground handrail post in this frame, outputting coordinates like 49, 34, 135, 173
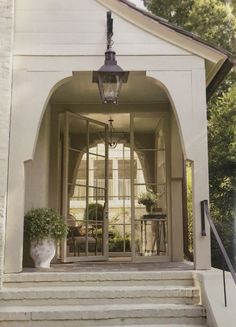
200, 200, 207, 236
223, 267, 227, 307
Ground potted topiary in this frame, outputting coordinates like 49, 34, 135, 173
24, 208, 67, 268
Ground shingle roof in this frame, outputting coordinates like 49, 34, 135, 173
118, 0, 236, 98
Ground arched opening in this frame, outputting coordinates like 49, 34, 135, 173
23, 71, 185, 265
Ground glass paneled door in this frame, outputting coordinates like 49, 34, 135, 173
61, 112, 109, 262
130, 113, 170, 262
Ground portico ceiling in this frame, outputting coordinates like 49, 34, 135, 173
51, 71, 169, 105
83, 113, 162, 133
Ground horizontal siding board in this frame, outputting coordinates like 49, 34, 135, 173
13, 56, 204, 72
15, 17, 168, 35
15, 32, 191, 47
15, 20, 107, 33
16, 10, 106, 21
13, 43, 191, 56
15, 33, 107, 46
16, 0, 103, 11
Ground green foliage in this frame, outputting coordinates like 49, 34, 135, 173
186, 163, 193, 253
208, 85, 236, 218
233, 0, 236, 14
187, 0, 236, 53
147, 0, 236, 53
109, 235, 131, 252
24, 208, 68, 241
137, 190, 158, 212
86, 203, 104, 222
208, 85, 236, 269
211, 219, 236, 269
148, 0, 194, 27
208, 71, 236, 108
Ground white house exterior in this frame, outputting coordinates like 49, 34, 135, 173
0, 0, 235, 282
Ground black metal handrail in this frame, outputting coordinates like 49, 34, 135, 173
201, 200, 236, 307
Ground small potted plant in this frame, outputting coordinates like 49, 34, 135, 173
24, 208, 67, 268
137, 190, 158, 213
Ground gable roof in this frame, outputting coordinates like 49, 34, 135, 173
98, 0, 236, 99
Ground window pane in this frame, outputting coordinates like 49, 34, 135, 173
118, 160, 137, 179
77, 160, 86, 179
94, 160, 112, 179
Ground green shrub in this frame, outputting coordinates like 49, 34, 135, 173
24, 208, 68, 241
86, 203, 104, 222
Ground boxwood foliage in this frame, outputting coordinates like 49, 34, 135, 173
24, 208, 68, 241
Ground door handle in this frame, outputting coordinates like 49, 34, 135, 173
104, 210, 108, 220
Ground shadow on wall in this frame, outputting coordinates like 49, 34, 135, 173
23, 238, 34, 268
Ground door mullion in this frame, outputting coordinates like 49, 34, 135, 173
130, 114, 135, 260
86, 121, 89, 256
104, 124, 109, 259
62, 112, 69, 262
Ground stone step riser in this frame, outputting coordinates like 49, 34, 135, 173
0, 315, 206, 327
4, 279, 193, 288
0, 297, 200, 306
0, 318, 207, 327
81, 325, 207, 327
3, 272, 194, 288
0, 287, 200, 306
0, 306, 206, 322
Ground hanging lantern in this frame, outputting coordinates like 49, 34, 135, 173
93, 12, 129, 105
93, 50, 129, 104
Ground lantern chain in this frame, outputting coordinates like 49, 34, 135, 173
107, 11, 114, 50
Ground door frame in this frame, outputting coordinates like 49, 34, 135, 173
59, 111, 171, 263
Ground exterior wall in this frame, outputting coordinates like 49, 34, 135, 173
170, 115, 184, 262
4, 0, 211, 272
147, 69, 211, 269
24, 104, 50, 211
0, 0, 14, 287
48, 105, 61, 212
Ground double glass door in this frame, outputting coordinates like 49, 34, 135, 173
60, 112, 170, 263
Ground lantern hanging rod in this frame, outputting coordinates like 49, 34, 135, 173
107, 11, 113, 50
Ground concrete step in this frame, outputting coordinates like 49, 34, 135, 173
3, 271, 194, 288
0, 303, 207, 326
0, 285, 200, 306
0, 324, 208, 327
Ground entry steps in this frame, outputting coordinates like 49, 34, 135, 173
1, 270, 208, 326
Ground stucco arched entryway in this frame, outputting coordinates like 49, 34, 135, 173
5, 68, 210, 272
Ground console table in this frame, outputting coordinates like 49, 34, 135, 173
141, 214, 167, 255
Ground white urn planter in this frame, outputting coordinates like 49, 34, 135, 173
30, 239, 56, 268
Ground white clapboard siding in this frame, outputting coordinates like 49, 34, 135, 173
14, 0, 191, 56
13, 55, 204, 72
15, 0, 105, 11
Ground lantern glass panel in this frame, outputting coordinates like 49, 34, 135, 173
98, 73, 122, 104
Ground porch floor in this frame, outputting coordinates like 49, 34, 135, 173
23, 260, 194, 273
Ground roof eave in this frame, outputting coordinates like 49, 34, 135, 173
206, 58, 235, 100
